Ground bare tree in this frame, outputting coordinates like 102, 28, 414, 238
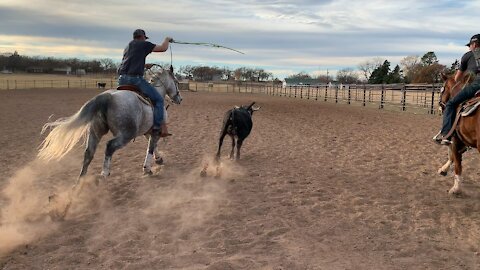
357, 57, 383, 81
99, 58, 117, 73
400, 55, 420, 83
336, 68, 360, 84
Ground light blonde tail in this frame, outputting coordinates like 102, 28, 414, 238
38, 111, 90, 161
37, 93, 111, 161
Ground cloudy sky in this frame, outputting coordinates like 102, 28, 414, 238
0, 0, 478, 78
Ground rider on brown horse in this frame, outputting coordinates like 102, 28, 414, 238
434, 34, 480, 145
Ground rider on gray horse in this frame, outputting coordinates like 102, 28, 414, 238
117, 29, 173, 137
434, 34, 480, 145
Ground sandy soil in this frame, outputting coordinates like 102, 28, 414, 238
1, 88, 480, 269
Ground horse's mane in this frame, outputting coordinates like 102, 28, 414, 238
442, 71, 476, 98
462, 71, 476, 84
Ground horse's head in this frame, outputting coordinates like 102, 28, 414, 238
439, 73, 455, 113
439, 72, 475, 113
149, 66, 182, 105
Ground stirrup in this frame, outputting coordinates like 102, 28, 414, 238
441, 139, 452, 145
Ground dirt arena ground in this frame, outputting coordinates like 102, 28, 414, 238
1, 88, 480, 269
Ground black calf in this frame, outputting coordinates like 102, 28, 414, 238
216, 102, 260, 161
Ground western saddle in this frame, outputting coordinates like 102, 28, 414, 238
116, 85, 154, 106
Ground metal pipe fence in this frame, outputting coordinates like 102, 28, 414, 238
0, 78, 118, 90
188, 82, 443, 115
0, 79, 443, 116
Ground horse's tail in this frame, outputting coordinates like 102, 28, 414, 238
38, 93, 112, 161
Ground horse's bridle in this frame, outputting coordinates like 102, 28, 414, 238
438, 83, 447, 110
146, 66, 181, 103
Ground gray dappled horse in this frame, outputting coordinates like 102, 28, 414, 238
38, 67, 182, 179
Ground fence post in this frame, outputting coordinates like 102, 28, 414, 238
6, 80, 9, 90
363, 84, 366, 106
324, 85, 328, 102
401, 84, 406, 111
430, 84, 436, 114
379, 84, 385, 109
294, 86, 297, 98
15, 80, 17, 90
315, 86, 319, 100
33, 80, 36, 88
348, 86, 351, 104
335, 85, 338, 103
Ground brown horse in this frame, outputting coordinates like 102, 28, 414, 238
438, 72, 477, 194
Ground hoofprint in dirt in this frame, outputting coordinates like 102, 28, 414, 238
1, 88, 480, 269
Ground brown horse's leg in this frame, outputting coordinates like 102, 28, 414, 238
438, 147, 453, 176
449, 138, 463, 194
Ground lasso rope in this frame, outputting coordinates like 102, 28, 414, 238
170, 40, 245, 55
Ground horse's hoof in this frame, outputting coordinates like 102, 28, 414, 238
439, 170, 448, 176
155, 157, 164, 165
448, 188, 462, 196
143, 170, 153, 176
200, 169, 207, 177
101, 171, 110, 178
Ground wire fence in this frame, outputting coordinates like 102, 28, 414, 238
0, 78, 118, 90
188, 82, 443, 115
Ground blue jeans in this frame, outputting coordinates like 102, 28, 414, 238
118, 75, 165, 128
441, 82, 480, 136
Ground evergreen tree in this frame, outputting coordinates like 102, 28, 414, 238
420, 51, 438, 66
449, 59, 459, 73
387, 65, 403, 83
368, 60, 391, 84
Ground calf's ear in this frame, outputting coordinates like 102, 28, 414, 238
252, 106, 261, 111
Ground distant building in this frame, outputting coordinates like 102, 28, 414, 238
0, 69, 13, 74
76, 69, 86, 76
52, 66, 72, 75
26, 66, 44, 73
212, 74, 223, 81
